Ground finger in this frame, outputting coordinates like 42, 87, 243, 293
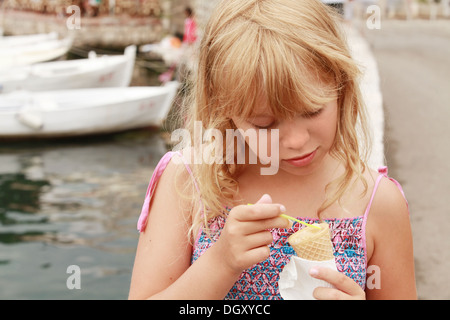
313, 287, 348, 300
309, 267, 362, 297
244, 230, 274, 248
241, 216, 291, 234
235, 203, 285, 221
245, 245, 271, 266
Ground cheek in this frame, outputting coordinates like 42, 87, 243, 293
255, 130, 277, 157
242, 130, 275, 158
316, 104, 338, 144
230, 123, 276, 159
322, 117, 337, 143
231, 119, 259, 155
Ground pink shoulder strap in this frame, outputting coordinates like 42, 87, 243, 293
363, 166, 409, 221
137, 151, 200, 232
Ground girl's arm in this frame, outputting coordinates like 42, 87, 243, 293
128, 160, 288, 299
128, 159, 236, 299
364, 177, 417, 299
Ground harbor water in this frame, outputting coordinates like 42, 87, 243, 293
0, 129, 170, 299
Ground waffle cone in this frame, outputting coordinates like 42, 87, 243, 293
288, 222, 334, 261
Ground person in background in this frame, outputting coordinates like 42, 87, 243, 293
183, 7, 197, 45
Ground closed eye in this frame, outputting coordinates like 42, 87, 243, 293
247, 116, 276, 129
251, 123, 274, 129
303, 108, 323, 118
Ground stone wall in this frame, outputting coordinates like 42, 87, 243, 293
193, 0, 219, 34
1, 0, 162, 16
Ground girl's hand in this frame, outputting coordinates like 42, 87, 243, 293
214, 194, 290, 275
310, 266, 366, 300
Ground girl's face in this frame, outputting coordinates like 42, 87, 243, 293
231, 97, 338, 177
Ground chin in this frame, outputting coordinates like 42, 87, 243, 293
278, 164, 317, 177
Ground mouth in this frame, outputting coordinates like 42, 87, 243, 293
283, 149, 317, 167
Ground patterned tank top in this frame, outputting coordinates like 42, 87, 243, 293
137, 151, 407, 300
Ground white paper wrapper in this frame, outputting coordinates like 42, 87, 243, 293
279, 256, 337, 300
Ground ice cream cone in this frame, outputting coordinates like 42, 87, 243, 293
288, 222, 334, 261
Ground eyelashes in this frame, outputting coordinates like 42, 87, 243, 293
248, 108, 323, 129
251, 123, 274, 129
304, 108, 323, 118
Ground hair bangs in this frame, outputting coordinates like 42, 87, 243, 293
258, 31, 339, 120
209, 28, 340, 121
205, 18, 262, 120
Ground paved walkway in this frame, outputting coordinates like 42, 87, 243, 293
343, 24, 385, 170
364, 19, 450, 300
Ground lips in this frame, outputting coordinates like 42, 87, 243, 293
283, 150, 317, 167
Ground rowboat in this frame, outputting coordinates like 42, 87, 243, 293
0, 36, 73, 68
0, 81, 179, 139
0, 45, 136, 93
0, 32, 58, 49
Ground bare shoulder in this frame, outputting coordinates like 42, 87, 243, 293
365, 170, 411, 260
364, 172, 416, 299
148, 150, 196, 220
370, 173, 409, 221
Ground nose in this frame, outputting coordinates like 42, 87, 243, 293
279, 119, 310, 151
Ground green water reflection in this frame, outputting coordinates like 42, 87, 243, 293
0, 173, 50, 229
0, 130, 168, 299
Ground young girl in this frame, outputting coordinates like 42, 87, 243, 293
129, 0, 416, 300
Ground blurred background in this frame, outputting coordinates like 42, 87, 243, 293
0, 0, 448, 299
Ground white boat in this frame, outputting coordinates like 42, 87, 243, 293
0, 32, 58, 49
0, 36, 73, 68
0, 81, 179, 138
0, 45, 136, 93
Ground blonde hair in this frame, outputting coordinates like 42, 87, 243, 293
178, 0, 371, 240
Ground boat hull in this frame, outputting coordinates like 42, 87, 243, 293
0, 37, 73, 68
0, 82, 179, 138
0, 46, 136, 93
